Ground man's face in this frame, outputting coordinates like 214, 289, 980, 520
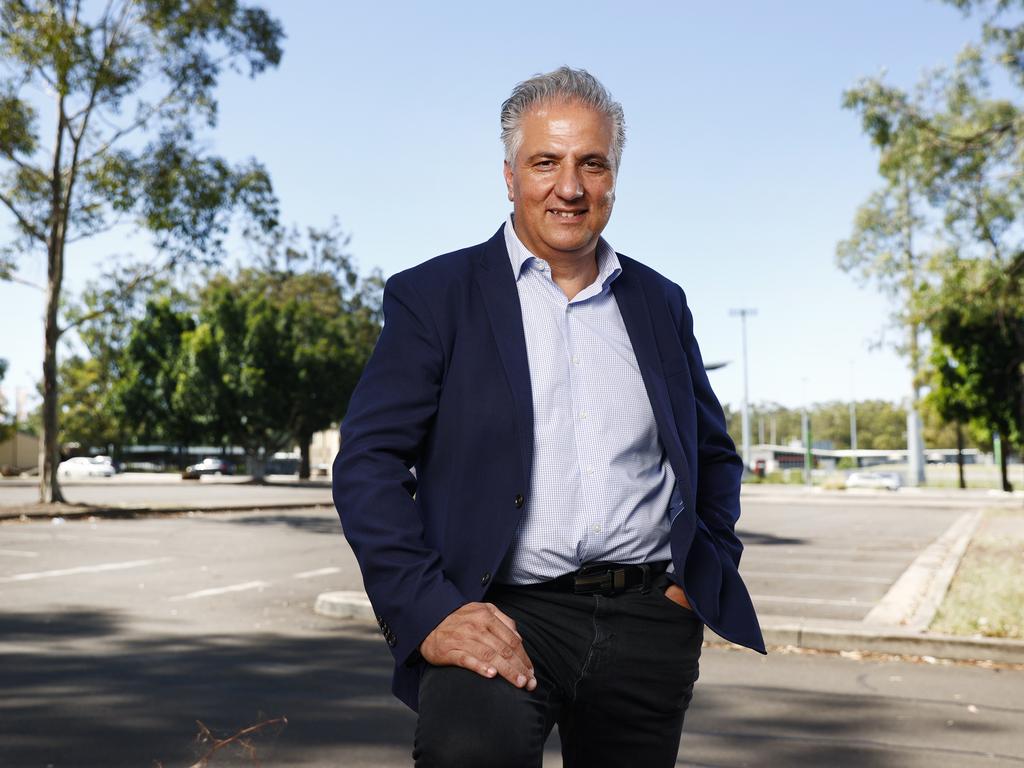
503, 100, 616, 263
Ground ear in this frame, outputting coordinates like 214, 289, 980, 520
503, 160, 514, 202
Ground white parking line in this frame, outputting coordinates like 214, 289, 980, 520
742, 571, 891, 584
0, 532, 162, 545
293, 567, 341, 579
0, 549, 39, 558
751, 594, 866, 606
0, 557, 172, 583
743, 546, 911, 559
169, 581, 268, 601
743, 556, 908, 569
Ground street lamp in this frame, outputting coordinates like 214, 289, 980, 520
729, 307, 757, 470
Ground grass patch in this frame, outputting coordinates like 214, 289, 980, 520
930, 508, 1024, 639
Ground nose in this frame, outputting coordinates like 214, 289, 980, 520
554, 164, 583, 201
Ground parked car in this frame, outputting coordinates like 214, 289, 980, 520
181, 457, 235, 480
845, 471, 901, 491
58, 455, 116, 478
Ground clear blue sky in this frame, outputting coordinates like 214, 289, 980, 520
0, 0, 990, 417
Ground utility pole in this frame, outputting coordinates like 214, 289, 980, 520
849, 361, 858, 468
729, 308, 757, 471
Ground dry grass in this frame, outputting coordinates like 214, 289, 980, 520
930, 508, 1024, 639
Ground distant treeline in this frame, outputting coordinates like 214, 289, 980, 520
722, 399, 989, 452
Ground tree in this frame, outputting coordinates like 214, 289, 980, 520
0, 1, 282, 502
842, 3, 1024, 489
115, 290, 204, 464
724, 400, 913, 452
179, 225, 383, 480
253, 224, 383, 478
924, 258, 1024, 490
56, 269, 145, 455
0, 358, 13, 443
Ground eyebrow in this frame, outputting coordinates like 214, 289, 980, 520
525, 151, 610, 163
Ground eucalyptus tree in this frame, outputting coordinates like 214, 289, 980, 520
840, 2, 1024, 486
0, 1, 282, 502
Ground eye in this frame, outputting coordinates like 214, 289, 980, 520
535, 160, 556, 169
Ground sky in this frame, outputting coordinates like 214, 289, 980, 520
0, 0, 997, 417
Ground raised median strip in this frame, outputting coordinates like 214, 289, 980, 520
0, 500, 333, 522
865, 510, 984, 630
755, 617, 1024, 666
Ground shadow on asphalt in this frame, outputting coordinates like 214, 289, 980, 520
3, 609, 1015, 767
736, 529, 808, 546
215, 513, 344, 535
0, 609, 414, 767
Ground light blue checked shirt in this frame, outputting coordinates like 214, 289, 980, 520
497, 216, 684, 585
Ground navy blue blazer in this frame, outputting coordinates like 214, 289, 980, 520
333, 225, 765, 711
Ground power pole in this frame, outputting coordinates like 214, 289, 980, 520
849, 361, 858, 468
729, 308, 757, 471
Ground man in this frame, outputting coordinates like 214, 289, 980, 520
333, 66, 765, 767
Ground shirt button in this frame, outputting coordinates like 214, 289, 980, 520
592, 524, 602, 533
514, 494, 525, 509
586, 466, 595, 475
572, 355, 581, 366
481, 572, 492, 586
580, 411, 588, 420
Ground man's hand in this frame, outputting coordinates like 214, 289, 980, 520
419, 602, 537, 691
664, 583, 693, 611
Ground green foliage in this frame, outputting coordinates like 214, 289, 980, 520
841, 1, 1024, 488
0, 0, 283, 500
724, 399, 919, 451
60, 224, 384, 476
0, 357, 13, 443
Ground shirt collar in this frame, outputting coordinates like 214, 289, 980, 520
503, 214, 622, 292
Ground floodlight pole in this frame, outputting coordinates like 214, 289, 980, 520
729, 308, 757, 470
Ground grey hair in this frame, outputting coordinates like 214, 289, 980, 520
500, 66, 626, 170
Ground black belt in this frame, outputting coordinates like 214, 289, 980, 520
520, 560, 670, 596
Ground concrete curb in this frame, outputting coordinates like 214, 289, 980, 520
865, 510, 983, 630
759, 619, 1024, 665
0, 501, 333, 522
313, 592, 1024, 665
315, 590, 375, 620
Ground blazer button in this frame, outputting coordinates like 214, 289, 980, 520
480, 572, 491, 586
514, 494, 524, 509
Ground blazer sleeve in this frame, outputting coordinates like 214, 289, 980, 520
332, 273, 467, 666
676, 287, 746, 569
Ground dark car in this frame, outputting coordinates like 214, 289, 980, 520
181, 457, 235, 480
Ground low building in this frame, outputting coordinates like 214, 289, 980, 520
0, 430, 40, 475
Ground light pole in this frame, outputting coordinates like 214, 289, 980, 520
849, 360, 858, 468
729, 308, 757, 470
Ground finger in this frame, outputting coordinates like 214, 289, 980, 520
487, 604, 522, 639
449, 649, 500, 681
471, 631, 535, 688
483, 607, 534, 673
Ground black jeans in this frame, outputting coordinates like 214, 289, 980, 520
413, 572, 704, 768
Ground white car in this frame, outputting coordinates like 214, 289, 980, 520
58, 456, 116, 478
845, 471, 901, 491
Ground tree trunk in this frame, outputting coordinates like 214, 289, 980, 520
249, 452, 266, 483
1000, 439, 1012, 493
299, 433, 311, 480
39, 277, 65, 503
39, 98, 68, 504
956, 421, 966, 490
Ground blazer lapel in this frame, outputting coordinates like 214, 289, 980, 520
475, 227, 535, 488
612, 264, 692, 504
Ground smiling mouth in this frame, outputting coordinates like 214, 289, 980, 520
549, 210, 586, 219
